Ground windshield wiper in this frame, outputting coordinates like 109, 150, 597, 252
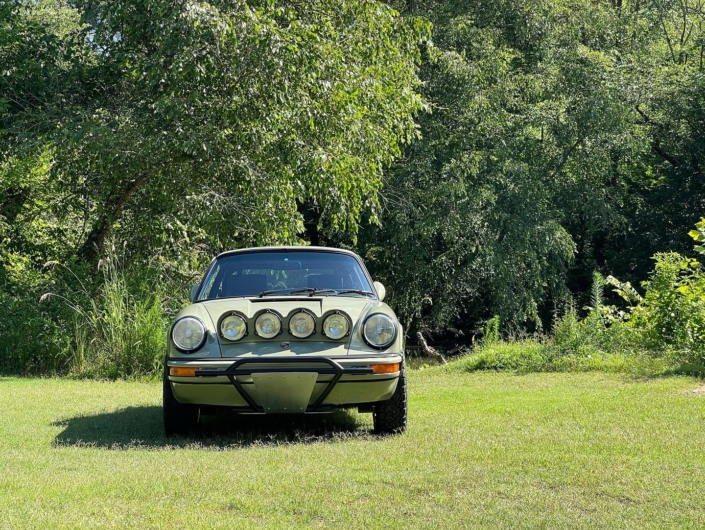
259, 288, 296, 297
258, 287, 339, 297
334, 289, 376, 297
289, 287, 338, 296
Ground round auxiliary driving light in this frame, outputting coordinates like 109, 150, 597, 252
363, 313, 396, 349
289, 311, 315, 338
322, 313, 350, 340
220, 314, 247, 341
172, 316, 206, 352
255, 311, 281, 339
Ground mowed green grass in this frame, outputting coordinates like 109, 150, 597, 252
2, 371, 705, 529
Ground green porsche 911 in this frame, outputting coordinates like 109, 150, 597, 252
163, 247, 407, 436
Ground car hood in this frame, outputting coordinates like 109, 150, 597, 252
199, 296, 375, 325
184, 295, 390, 357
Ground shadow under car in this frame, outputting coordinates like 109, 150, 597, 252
52, 405, 371, 449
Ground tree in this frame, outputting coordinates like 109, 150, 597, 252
3, 0, 429, 265
360, 0, 645, 335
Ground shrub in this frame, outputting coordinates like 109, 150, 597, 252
538, 252, 705, 375
450, 251, 705, 376
0, 253, 73, 375
483, 315, 501, 345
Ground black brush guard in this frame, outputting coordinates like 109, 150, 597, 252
194, 356, 374, 412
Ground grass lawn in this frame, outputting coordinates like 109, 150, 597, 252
2, 369, 705, 528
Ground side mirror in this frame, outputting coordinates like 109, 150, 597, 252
189, 284, 200, 303
373, 281, 386, 302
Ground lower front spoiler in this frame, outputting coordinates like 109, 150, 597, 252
168, 356, 400, 413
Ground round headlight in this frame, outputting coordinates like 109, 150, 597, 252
255, 311, 281, 339
289, 311, 315, 338
172, 316, 206, 352
220, 314, 247, 341
363, 313, 396, 349
322, 313, 350, 340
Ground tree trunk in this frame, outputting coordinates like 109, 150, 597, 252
297, 198, 322, 246
78, 173, 149, 263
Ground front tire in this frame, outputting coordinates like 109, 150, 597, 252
372, 360, 407, 434
163, 365, 200, 437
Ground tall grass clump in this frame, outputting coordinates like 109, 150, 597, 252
56, 245, 169, 379
453, 336, 549, 373
448, 316, 551, 373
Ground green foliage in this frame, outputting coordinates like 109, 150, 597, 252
357, 0, 705, 341
483, 316, 501, 345
453, 246, 705, 375
552, 247, 705, 374
630, 253, 705, 367
5, 0, 705, 376
0, 0, 428, 376
61, 244, 169, 379
452, 339, 550, 373
0, 265, 73, 375
688, 217, 705, 256
605, 275, 643, 307
449, 338, 669, 375
359, 0, 641, 334
3, 0, 429, 264
586, 272, 606, 313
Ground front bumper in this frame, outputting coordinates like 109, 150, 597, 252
167, 354, 402, 412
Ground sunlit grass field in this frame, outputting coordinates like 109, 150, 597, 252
2, 369, 705, 528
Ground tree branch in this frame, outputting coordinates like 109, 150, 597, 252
634, 105, 680, 167
416, 331, 447, 364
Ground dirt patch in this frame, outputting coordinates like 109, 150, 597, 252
685, 385, 705, 395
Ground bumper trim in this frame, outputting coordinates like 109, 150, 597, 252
192, 356, 374, 412
167, 353, 401, 362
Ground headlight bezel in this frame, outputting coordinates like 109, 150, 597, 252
254, 310, 283, 339
288, 309, 316, 339
321, 311, 351, 341
362, 313, 397, 349
171, 316, 207, 353
218, 311, 248, 342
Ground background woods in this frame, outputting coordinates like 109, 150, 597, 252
3, 0, 705, 375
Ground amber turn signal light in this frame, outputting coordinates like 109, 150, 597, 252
169, 367, 197, 377
371, 363, 400, 374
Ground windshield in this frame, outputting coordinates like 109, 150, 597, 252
197, 250, 374, 300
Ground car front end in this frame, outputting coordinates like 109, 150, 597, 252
163, 247, 407, 435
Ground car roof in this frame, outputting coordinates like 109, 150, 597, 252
214, 246, 361, 260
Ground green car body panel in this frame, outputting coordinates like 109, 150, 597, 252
163, 247, 407, 434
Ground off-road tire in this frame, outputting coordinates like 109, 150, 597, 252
372, 360, 407, 434
163, 364, 200, 437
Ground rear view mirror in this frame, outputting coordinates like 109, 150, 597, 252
373, 281, 386, 302
189, 284, 200, 303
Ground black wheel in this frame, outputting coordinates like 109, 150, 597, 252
372, 360, 407, 434
163, 364, 200, 437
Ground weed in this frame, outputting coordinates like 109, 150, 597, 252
46, 243, 168, 379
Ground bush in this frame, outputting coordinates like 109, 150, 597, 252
0, 253, 73, 375
450, 253, 705, 376
628, 253, 705, 368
